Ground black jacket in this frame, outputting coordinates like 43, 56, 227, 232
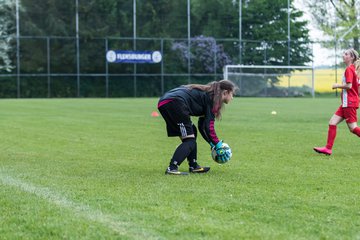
159, 87, 220, 145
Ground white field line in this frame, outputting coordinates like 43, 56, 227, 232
0, 173, 161, 240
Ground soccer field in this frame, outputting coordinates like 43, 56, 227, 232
1, 98, 359, 239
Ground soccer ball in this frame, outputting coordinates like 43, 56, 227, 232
211, 142, 232, 164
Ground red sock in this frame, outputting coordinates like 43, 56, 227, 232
326, 125, 337, 149
352, 127, 360, 137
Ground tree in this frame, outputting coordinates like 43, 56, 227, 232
191, 0, 239, 38
305, 0, 360, 50
136, 0, 188, 38
0, 0, 16, 72
190, 0, 311, 66
20, 0, 75, 36
171, 35, 233, 74
240, 0, 311, 66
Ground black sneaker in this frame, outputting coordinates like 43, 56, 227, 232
189, 165, 210, 173
165, 167, 189, 175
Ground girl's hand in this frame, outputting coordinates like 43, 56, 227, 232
332, 83, 339, 89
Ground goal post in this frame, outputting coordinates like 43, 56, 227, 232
224, 65, 315, 97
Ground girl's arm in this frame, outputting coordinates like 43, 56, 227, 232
198, 117, 220, 146
332, 83, 352, 90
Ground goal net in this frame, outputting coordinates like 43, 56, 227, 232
224, 65, 315, 97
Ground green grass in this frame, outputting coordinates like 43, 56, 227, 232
1, 98, 360, 239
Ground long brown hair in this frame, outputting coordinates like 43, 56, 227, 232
185, 79, 237, 119
347, 48, 359, 63
354, 58, 360, 77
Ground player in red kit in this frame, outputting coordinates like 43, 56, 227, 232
314, 48, 360, 155
356, 59, 360, 92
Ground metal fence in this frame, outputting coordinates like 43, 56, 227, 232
0, 36, 345, 98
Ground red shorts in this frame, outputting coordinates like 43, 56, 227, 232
334, 106, 358, 123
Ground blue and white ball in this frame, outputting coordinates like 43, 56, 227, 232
211, 143, 232, 164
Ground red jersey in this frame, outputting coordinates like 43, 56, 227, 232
341, 64, 359, 108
